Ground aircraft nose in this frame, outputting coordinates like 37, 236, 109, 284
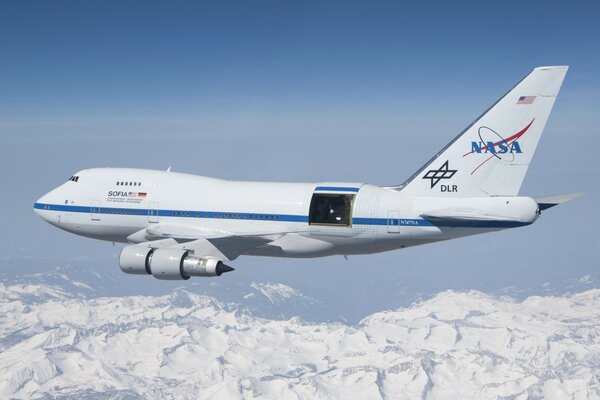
33, 192, 51, 220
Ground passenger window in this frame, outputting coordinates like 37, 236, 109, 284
309, 194, 355, 226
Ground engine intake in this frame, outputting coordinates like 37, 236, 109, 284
119, 245, 153, 275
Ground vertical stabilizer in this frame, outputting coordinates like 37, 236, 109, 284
399, 66, 568, 197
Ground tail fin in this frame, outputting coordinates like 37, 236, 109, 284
398, 66, 568, 197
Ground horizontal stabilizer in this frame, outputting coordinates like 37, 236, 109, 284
534, 192, 584, 211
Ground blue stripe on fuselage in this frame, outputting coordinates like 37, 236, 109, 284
34, 202, 309, 223
314, 186, 360, 192
352, 217, 434, 227
33, 202, 530, 228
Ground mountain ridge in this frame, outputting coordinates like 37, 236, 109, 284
1, 281, 598, 399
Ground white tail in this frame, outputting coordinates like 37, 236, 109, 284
398, 66, 568, 197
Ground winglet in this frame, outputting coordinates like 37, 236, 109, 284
534, 192, 584, 211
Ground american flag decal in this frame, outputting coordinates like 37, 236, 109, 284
517, 96, 536, 104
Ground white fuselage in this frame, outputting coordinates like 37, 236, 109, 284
34, 168, 539, 258
31, 67, 572, 279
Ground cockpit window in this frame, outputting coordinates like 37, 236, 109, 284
68, 176, 79, 182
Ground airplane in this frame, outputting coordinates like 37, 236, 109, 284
34, 66, 581, 280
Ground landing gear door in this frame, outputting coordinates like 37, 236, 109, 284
149, 202, 159, 223
91, 200, 101, 221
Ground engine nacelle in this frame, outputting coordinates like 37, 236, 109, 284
119, 245, 153, 275
149, 248, 190, 280
119, 245, 236, 280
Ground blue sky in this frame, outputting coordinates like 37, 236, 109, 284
1, 1, 598, 321
2, 1, 598, 128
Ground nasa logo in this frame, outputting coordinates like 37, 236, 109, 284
470, 141, 522, 154
463, 119, 534, 174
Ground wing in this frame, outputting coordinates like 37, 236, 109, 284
125, 223, 296, 260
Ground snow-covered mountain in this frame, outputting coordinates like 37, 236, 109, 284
1, 279, 599, 399
0, 260, 325, 322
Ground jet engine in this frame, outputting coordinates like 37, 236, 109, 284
119, 245, 234, 280
119, 245, 153, 275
